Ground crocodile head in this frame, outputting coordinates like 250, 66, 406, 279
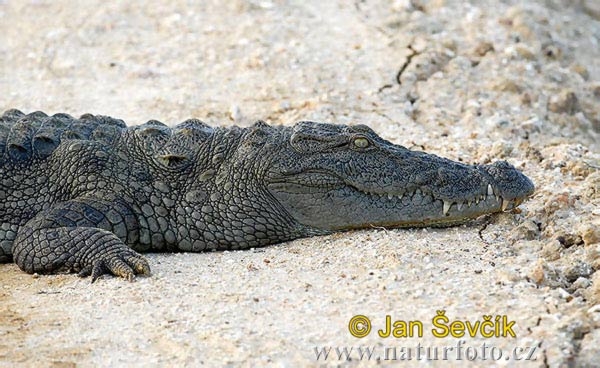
265, 121, 535, 231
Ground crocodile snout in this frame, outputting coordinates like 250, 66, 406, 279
479, 161, 535, 210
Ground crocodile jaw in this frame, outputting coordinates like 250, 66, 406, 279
267, 162, 534, 231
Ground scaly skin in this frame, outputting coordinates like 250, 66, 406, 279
0, 109, 534, 281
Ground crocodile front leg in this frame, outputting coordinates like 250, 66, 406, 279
12, 196, 151, 282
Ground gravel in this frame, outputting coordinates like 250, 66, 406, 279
1, 0, 599, 366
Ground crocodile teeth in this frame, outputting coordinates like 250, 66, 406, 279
443, 201, 452, 215
475, 197, 480, 204
457, 202, 463, 211
388, 194, 393, 200
487, 184, 494, 196
501, 199, 511, 211
397, 194, 404, 200
467, 200, 472, 207
495, 195, 500, 202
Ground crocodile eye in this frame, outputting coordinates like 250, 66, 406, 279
353, 137, 370, 149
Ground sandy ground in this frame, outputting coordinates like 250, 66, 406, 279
1, 0, 599, 366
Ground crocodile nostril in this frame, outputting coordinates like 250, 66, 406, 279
479, 161, 535, 200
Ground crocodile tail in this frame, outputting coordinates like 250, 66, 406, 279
0, 109, 127, 164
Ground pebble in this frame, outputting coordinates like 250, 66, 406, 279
474, 41, 494, 57
556, 233, 583, 248
229, 105, 242, 122
571, 277, 591, 290
564, 260, 594, 282
588, 305, 600, 314
591, 83, 600, 98
548, 90, 579, 114
586, 244, 600, 270
570, 64, 589, 80
512, 219, 540, 240
492, 78, 522, 93
541, 240, 562, 261
580, 223, 600, 246
514, 44, 535, 60
528, 259, 546, 285
582, 0, 600, 19
586, 273, 600, 304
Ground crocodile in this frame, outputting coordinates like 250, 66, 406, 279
0, 109, 534, 281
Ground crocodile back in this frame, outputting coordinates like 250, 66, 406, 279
0, 109, 127, 165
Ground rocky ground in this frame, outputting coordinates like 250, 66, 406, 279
1, 0, 599, 366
